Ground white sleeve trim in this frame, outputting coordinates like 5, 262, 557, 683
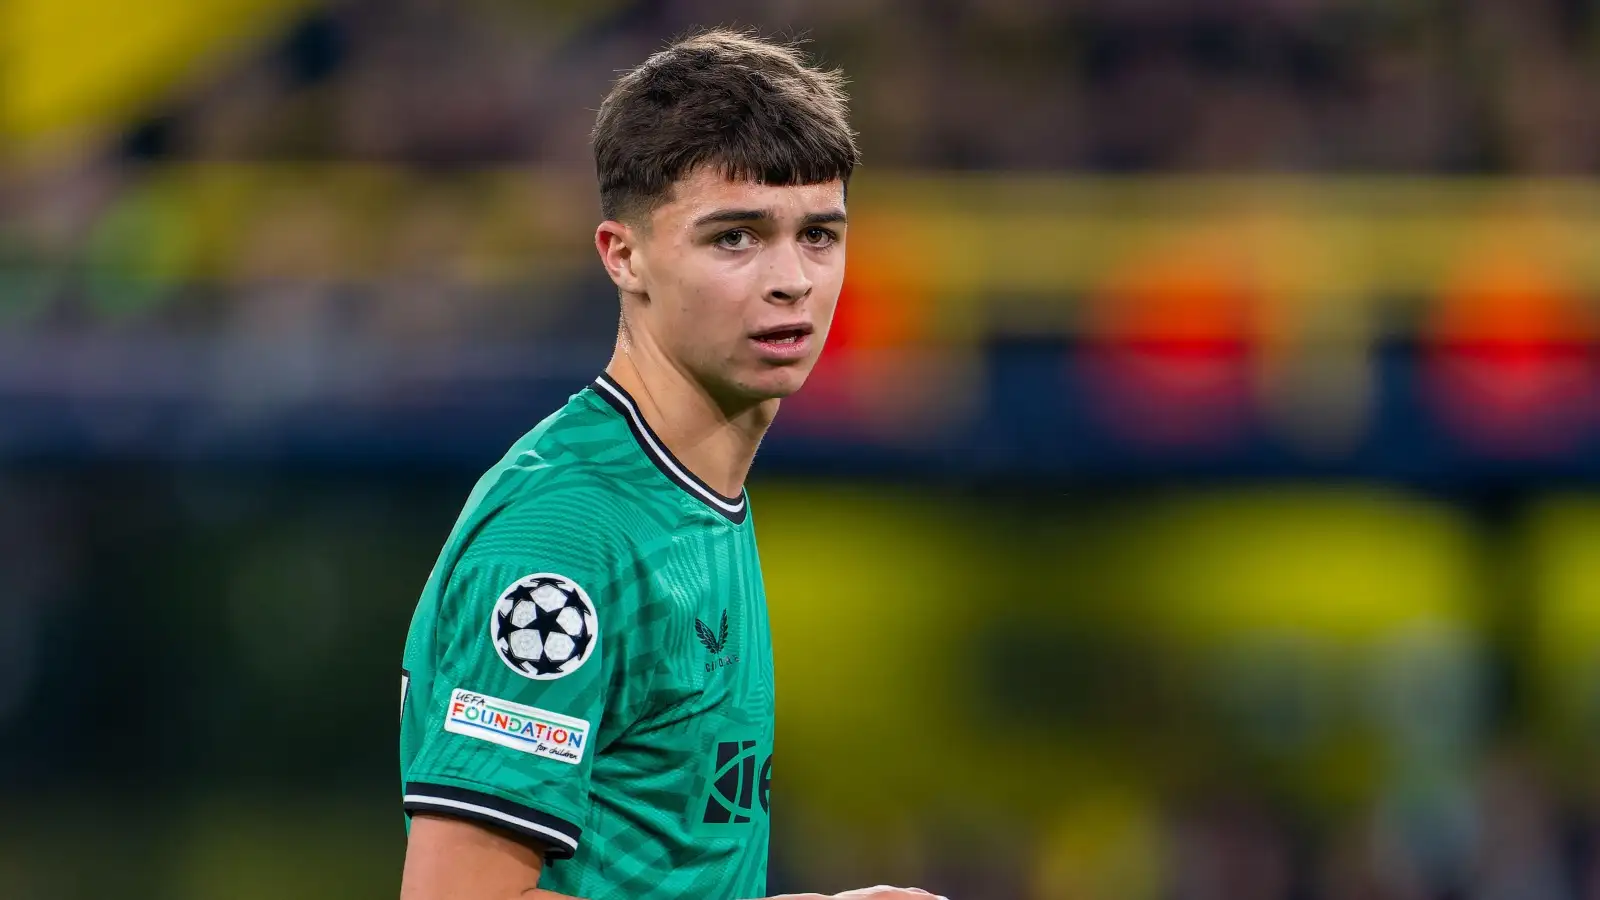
404, 794, 580, 851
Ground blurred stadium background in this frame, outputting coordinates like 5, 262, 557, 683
3, 1, 1600, 898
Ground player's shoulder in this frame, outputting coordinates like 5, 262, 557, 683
496, 392, 654, 511
464, 387, 675, 552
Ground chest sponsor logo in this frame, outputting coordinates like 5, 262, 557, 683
696, 610, 740, 673
700, 739, 772, 827
443, 688, 590, 765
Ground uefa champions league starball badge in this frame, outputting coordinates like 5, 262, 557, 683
490, 574, 598, 679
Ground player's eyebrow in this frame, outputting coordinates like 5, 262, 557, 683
691, 208, 849, 229
692, 208, 774, 229
801, 210, 848, 226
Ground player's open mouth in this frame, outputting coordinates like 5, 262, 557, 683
750, 325, 813, 359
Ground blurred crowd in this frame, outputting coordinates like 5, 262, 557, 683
8, 0, 1600, 342
112, 0, 1600, 173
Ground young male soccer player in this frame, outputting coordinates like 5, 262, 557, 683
397, 29, 946, 900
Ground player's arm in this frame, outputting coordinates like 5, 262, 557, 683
401, 814, 557, 899
402, 814, 944, 900
399, 491, 617, 899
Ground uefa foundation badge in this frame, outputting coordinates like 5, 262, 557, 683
444, 688, 591, 765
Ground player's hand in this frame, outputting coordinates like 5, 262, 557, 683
768, 887, 947, 900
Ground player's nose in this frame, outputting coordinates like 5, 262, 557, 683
764, 241, 812, 304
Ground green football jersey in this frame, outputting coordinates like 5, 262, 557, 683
400, 374, 775, 900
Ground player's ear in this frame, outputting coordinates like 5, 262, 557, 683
595, 221, 646, 294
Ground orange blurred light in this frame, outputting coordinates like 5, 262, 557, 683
1424, 256, 1594, 456
1086, 253, 1259, 449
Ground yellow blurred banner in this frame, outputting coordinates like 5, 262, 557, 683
0, 0, 311, 140
754, 483, 1487, 821
84, 166, 1600, 290
70, 166, 1600, 341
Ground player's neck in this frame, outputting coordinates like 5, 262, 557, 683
603, 351, 776, 500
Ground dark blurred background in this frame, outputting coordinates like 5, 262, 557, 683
3, 1, 1600, 898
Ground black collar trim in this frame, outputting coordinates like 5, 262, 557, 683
591, 374, 749, 524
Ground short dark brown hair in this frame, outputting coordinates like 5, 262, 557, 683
593, 28, 859, 223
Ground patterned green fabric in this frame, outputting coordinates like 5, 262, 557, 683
401, 376, 774, 899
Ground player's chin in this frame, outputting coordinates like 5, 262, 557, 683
736, 360, 816, 401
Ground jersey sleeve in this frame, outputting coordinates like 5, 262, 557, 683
403, 482, 646, 859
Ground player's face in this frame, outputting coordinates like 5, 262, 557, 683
627, 167, 847, 404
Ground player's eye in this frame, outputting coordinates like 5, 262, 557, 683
715, 229, 754, 250
800, 227, 838, 247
